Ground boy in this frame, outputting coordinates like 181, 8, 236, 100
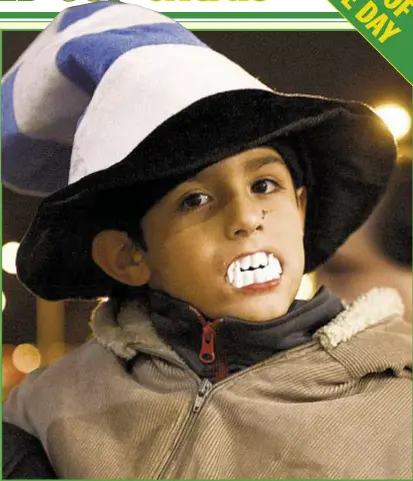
2, 3, 411, 479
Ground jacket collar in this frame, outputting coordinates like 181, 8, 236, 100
91, 287, 409, 379
315, 287, 405, 348
147, 287, 343, 381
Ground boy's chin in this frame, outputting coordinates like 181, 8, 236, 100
220, 281, 300, 322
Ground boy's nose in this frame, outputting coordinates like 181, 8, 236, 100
224, 195, 264, 239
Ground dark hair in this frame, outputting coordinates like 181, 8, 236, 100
80, 184, 153, 302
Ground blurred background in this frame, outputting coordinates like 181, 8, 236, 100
2, 30, 412, 399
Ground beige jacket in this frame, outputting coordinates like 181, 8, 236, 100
3, 288, 412, 479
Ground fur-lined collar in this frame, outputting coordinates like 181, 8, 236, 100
91, 287, 404, 361
90, 299, 182, 363
314, 287, 404, 349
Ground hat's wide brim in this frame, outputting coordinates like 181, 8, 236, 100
16, 90, 396, 300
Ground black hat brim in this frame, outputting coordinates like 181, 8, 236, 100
16, 90, 396, 300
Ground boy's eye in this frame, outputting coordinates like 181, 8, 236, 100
251, 179, 279, 194
180, 193, 210, 210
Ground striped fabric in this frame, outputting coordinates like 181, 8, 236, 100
1, 2, 270, 196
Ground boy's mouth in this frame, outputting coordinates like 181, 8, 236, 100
225, 251, 283, 289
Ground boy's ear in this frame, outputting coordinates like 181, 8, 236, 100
91, 230, 151, 286
296, 186, 307, 230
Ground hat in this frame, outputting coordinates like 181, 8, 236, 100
371, 159, 412, 266
2, 2, 397, 300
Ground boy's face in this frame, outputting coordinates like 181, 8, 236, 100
140, 147, 307, 322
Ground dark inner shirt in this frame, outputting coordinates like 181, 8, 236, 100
149, 286, 343, 382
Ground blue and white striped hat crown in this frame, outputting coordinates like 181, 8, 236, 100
2, 1, 271, 197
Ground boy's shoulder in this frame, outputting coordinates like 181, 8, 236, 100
313, 287, 411, 383
3, 339, 123, 438
17, 336, 123, 388
14, 338, 114, 390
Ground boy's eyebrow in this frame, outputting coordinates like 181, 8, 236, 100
188, 153, 285, 184
244, 154, 285, 172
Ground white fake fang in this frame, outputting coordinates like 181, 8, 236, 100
226, 252, 282, 288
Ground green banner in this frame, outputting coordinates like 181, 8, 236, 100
328, 0, 413, 85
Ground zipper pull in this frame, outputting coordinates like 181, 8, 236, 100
199, 318, 223, 365
193, 378, 212, 413
199, 324, 216, 364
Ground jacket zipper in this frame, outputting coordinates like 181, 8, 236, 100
131, 339, 316, 478
157, 378, 213, 478
155, 345, 313, 478
192, 378, 213, 413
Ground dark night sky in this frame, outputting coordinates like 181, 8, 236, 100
2, 30, 412, 345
